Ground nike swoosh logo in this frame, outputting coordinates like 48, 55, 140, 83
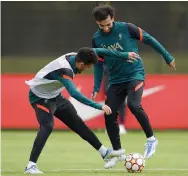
69, 85, 165, 121
142, 85, 165, 98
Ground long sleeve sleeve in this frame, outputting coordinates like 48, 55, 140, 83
142, 30, 175, 64
59, 77, 102, 110
128, 23, 175, 64
93, 48, 129, 59
93, 61, 104, 93
92, 38, 104, 93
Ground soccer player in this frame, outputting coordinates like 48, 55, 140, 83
24, 47, 134, 174
91, 5, 176, 168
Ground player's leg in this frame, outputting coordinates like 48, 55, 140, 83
119, 102, 125, 124
105, 83, 127, 150
104, 84, 128, 168
118, 101, 127, 134
127, 80, 158, 158
54, 96, 124, 160
25, 99, 55, 174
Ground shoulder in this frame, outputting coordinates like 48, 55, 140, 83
113, 21, 129, 34
57, 53, 76, 76
114, 21, 128, 28
54, 61, 74, 80
57, 53, 76, 66
115, 21, 127, 26
115, 21, 137, 27
60, 68, 74, 80
115, 22, 140, 35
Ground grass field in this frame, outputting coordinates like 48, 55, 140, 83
1, 130, 188, 176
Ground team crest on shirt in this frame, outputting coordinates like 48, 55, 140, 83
119, 33, 122, 40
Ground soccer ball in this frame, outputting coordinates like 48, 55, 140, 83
124, 153, 145, 173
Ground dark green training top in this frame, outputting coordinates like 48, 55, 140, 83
92, 22, 175, 93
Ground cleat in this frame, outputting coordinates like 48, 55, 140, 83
102, 148, 125, 161
104, 157, 118, 169
117, 154, 126, 162
104, 154, 126, 169
144, 139, 158, 159
24, 165, 44, 174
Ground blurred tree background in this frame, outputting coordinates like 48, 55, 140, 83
1, 1, 188, 74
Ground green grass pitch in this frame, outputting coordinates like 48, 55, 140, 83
1, 130, 188, 176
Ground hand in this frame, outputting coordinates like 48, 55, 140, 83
168, 60, 176, 70
127, 52, 140, 63
102, 105, 112, 115
91, 92, 98, 101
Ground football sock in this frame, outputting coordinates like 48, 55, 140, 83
147, 136, 156, 141
98, 145, 107, 157
27, 161, 36, 168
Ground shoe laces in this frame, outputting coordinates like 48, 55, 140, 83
31, 165, 41, 172
102, 148, 112, 160
145, 140, 155, 152
31, 165, 37, 170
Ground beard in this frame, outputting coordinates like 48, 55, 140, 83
104, 28, 112, 33
76, 68, 83, 74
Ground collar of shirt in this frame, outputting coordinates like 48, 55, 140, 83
68, 55, 78, 74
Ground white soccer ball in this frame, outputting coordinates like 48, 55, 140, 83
124, 153, 145, 173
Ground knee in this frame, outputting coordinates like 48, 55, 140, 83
127, 101, 141, 113
43, 122, 54, 133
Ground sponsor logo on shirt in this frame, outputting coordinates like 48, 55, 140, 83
101, 42, 124, 51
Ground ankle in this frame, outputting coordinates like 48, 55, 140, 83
27, 161, 36, 168
147, 136, 156, 141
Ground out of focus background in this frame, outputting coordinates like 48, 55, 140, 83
1, 2, 188, 176
2, 1, 188, 73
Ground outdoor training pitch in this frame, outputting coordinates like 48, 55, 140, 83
1, 130, 188, 176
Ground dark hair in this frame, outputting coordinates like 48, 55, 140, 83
76, 47, 98, 65
92, 5, 115, 21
